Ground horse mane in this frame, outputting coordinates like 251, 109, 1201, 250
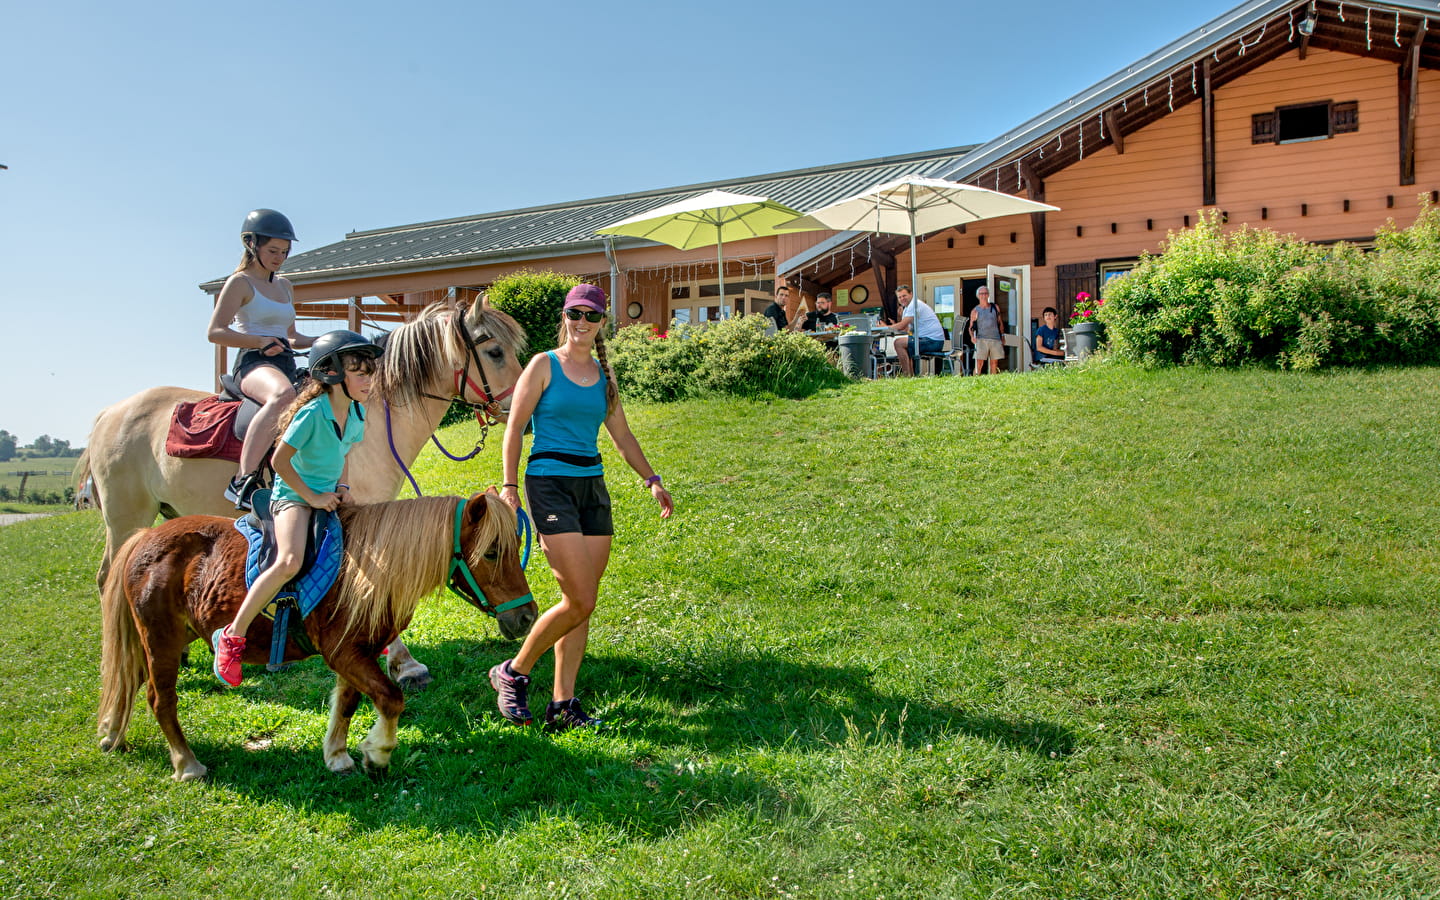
375, 302, 526, 409
335, 493, 519, 642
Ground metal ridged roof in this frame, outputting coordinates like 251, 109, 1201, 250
239, 145, 976, 288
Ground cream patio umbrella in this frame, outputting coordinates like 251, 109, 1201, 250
775, 175, 1060, 367
597, 189, 804, 319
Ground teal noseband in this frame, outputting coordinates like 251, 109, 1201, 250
447, 500, 533, 615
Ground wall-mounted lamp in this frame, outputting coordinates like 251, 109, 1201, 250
1298, 11, 1317, 36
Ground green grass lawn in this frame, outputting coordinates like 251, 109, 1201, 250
3, 362, 1439, 898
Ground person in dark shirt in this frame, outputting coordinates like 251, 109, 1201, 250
762, 284, 797, 331
801, 291, 840, 331
1034, 306, 1065, 366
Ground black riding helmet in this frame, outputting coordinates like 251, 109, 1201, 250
309, 330, 383, 385
241, 208, 298, 243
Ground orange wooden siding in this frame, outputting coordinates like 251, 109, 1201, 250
831, 48, 1440, 315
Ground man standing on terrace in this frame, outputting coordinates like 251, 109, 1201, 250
968, 285, 1006, 375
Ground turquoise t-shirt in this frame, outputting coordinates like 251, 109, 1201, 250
273, 395, 366, 505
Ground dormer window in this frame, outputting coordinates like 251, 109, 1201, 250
1252, 100, 1359, 144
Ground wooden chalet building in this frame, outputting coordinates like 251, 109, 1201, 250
204, 0, 1440, 373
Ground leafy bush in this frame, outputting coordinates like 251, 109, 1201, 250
1098, 209, 1406, 369
484, 270, 580, 360
608, 315, 850, 402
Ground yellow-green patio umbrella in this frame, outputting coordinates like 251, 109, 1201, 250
596, 189, 804, 317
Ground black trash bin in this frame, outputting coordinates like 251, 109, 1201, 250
837, 332, 874, 379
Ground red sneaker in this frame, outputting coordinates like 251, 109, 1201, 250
211, 626, 246, 687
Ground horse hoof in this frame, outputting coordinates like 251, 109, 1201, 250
362, 759, 390, 778
327, 755, 356, 775
99, 736, 128, 754
393, 665, 433, 692
173, 763, 207, 782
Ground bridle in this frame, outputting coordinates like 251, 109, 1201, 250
387, 311, 517, 494
447, 499, 534, 617
421, 312, 515, 429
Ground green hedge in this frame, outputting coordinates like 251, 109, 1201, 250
608, 315, 850, 402
1097, 203, 1440, 370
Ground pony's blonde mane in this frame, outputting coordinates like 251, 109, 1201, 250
376, 302, 526, 409
336, 493, 519, 641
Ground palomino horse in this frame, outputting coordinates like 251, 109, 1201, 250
76, 300, 525, 689
98, 492, 536, 781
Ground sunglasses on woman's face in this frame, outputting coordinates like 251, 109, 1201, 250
565, 309, 606, 322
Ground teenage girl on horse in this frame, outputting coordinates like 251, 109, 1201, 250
491, 284, 674, 731
211, 330, 382, 687
206, 209, 318, 510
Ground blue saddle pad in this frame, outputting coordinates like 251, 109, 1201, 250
234, 491, 344, 620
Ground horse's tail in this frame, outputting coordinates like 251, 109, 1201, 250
97, 529, 149, 751
73, 447, 99, 511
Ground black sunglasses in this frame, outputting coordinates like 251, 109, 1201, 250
565, 309, 606, 322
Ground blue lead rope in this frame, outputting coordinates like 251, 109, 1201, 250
516, 507, 532, 570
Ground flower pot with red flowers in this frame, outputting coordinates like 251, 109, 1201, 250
1067, 292, 1105, 359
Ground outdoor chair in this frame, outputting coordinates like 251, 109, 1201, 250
919, 331, 953, 375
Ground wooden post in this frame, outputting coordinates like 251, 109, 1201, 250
214, 343, 228, 393
1202, 56, 1216, 206
1020, 159, 1047, 268
349, 296, 361, 332
1400, 24, 1427, 186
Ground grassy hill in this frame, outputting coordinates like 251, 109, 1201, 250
4, 362, 1438, 898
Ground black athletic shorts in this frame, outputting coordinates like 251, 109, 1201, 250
232, 344, 299, 387
524, 474, 613, 536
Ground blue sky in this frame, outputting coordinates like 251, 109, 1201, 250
1, 0, 1241, 444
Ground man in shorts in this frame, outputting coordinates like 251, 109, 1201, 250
968, 285, 1006, 375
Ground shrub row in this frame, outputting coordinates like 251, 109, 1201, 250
608, 315, 850, 402
1097, 203, 1440, 369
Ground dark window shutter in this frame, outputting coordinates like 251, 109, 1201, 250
1252, 112, 1277, 144
1055, 262, 1098, 324
1332, 100, 1359, 134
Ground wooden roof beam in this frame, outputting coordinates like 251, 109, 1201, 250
1103, 108, 1125, 155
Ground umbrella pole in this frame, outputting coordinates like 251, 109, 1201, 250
717, 240, 726, 319
909, 207, 919, 377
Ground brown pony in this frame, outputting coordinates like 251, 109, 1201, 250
77, 300, 526, 690
97, 492, 536, 781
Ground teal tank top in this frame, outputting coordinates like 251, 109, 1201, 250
526, 351, 606, 477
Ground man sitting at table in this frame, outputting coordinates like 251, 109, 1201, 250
800, 291, 840, 331
885, 285, 945, 376
762, 285, 800, 332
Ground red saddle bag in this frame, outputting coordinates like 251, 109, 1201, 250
165, 397, 245, 462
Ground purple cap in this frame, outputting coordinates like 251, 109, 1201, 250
564, 283, 607, 313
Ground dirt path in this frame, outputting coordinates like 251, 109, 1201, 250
0, 513, 51, 527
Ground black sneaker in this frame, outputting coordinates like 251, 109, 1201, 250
488, 660, 532, 725
224, 474, 257, 511
544, 698, 602, 733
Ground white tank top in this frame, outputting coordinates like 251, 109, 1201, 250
231, 274, 294, 339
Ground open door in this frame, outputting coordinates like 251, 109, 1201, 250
987, 264, 1030, 372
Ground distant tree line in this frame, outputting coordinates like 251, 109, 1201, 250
0, 430, 83, 463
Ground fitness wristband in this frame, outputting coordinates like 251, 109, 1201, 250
643, 474, 662, 488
